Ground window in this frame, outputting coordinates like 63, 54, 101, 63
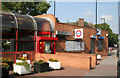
2, 40, 16, 52
18, 41, 34, 51
65, 41, 84, 51
18, 29, 34, 40
18, 29, 35, 51
1, 12, 17, 52
97, 39, 103, 51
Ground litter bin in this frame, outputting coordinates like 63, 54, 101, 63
117, 60, 120, 78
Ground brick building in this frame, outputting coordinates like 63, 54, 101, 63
1, 12, 108, 62
37, 14, 108, 56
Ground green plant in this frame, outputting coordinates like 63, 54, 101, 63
36, 60, 46, 64
16, 61, 30, 71
49, 59, 58, 62
49, 58, 53, 61
17, 57, 27, 61
96, 52, 98, 55
17, 57, 21, 60
1, 63, 9, 69
0, 57, 13, 62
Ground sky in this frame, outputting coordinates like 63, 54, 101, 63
47, 0, 119, 34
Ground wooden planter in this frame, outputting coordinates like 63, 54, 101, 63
0, 68, 9, 78
13, 64, 31, 75
47, 61, 61, 69
34, 62, 49, 73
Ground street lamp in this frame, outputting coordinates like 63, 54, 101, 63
101, 18, 105, 24
49, 0, 56, 17
96, 0, 98, 28
67, 20, 69, 24
101, 17, 106, 27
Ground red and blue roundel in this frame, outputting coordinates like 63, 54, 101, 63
75, 29, 83, 38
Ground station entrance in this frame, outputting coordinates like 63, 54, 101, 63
36, 36, 58, 54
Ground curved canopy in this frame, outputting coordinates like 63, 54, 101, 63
1, 11, 54, 32
34, 17, 54, 32
14, 14, 36, 30
0, 11, 17, 28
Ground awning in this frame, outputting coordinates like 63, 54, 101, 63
36, 36, 58, 41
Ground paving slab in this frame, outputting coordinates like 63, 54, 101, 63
85, 54, 118, 76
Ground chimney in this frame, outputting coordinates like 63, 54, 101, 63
88, 22, 94, 28
78, 18, 84, 27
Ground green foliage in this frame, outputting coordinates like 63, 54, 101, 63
2, 1, 51, 16
94, 23, 118, 47
49, 58, 58, 62
16, 61, 30, 70
1, 63, 9, 69
84, 21, 89, 27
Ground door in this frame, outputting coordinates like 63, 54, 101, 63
45, 42, 51, 54
90, 39, 95, 54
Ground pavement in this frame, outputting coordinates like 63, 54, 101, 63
9, 50, 118, 77
85, 53, 118, 76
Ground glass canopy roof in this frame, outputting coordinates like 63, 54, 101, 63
0, 11, 54, 32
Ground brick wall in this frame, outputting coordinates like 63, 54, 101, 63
55, 23, 108, 56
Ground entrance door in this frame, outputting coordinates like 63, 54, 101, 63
90, 39, 95, 54
45, 42, 51, 54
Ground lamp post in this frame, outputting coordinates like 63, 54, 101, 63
96, 0, 98, 28
101, 18, 105, 24
67, 20, 69, 24
101, 17, 106, 27
50, 0, 55, 17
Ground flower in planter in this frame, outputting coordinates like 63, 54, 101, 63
1, 63, 9, 69
34, 60, 49, 73
17, 57, 27, 61
49, 58, 58, 62
16, 61, 30, 71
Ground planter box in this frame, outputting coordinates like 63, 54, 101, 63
6, 62, 13, 70
97, 55, 101, 60
47, 61, 61, 69
34, 62, 49, 73
13, 64, 31, 75
16, 60, 30, 64
0, 68, 9, 78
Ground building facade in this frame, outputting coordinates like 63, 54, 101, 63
36, 14, 108, 56
1, 11, 108, 62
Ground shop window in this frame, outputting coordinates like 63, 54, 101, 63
18, 41, 34, 51
2, 40, 16, 52
97, 39, 103, 51
18, 29, 34, 40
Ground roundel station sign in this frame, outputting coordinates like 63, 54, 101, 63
74, 29, 83, 39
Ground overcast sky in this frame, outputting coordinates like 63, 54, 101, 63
47, 0, 119, 34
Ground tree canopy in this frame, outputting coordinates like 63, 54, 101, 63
2, 2, 51, 16
94, 23, 118, 47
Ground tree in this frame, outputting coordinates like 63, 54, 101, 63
94, 23, 118, 47
2, 1, 51, 16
